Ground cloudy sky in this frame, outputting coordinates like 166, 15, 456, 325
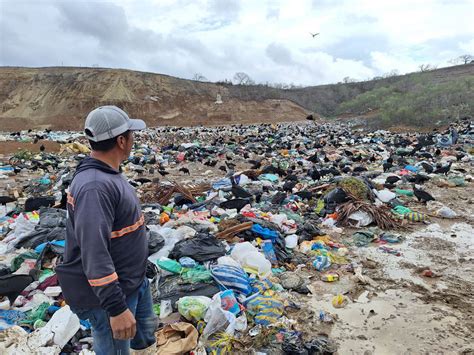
1, 0, 473, 86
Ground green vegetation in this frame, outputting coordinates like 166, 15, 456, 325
337, 75, 474, 127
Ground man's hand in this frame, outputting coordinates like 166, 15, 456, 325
110, 309, 136, 340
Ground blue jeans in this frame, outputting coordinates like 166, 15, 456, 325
71, 279, 157, 355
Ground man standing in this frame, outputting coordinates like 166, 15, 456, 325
56, 106, 156, 355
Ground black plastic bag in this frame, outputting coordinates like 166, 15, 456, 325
154, 274, 220, 308
38, 208, 67, 228
169, 233, 226, 262
148, 229, 165, 256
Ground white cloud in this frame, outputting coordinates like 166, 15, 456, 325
0, 0, 473, 85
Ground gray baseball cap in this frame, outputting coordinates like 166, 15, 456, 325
84, 105, 146, 142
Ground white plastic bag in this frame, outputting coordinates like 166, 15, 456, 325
37, 305, 80, 348
231, 242, 271, 277
373, 189, 396, 203
159, 300, 172, 319
285, 234, 298, 249
436, 206, 457, 218
217, 256, 241, 268
348, 211, 373, 227
202, 294, 236, 340
147, 226, 185, 263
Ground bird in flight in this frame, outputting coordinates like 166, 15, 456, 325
310, 32, 320, 38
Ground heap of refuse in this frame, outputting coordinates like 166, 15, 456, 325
0, 118, 473, 354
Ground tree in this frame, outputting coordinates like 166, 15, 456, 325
449, 54, 474, 65
233, 72, 255, 85
343, 76, 356, 84
192, 73, 208, 81
418, 64, 437, 72
383, 70, 399, 78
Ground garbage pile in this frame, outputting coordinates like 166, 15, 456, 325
0, 118, 473, 354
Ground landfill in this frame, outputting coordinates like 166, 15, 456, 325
0, 118, 473, 354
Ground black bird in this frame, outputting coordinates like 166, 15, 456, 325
219, 165, 227, 173
353, 166, 367, 173
413, 185, 435, 203
295, 190, 313, 200
24, 196, 55, 212
271, 192, 287, 205
33, 138, 39, 144
283, 180, 297, 192
247, 160, 262, 169
420, 162, 434, 174
307, 153, 319, 163
406, 174, 430, 184
369, 155, 377, 163
39, 144, 45, 152
219, 198, 250, 212
418, 152, 433, 159
135, 177, 152, 184
383, 162, 393, 172
309, 169, 321, 181
385, 176, 400, 184
231, 185, 253, 199
179, 167, 190, 175
0, 196, 16, 205
285, 174, 299, 182
435, 149, 441, 156
434, 162, 452, 176
158, 169, 170, 177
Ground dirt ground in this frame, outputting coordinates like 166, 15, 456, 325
0, 140, 61, 155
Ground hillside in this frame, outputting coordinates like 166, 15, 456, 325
225, 63, 474, 128
0, 67, 310, 131
0, 64, 473, 130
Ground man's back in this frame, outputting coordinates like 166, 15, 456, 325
57, 157, 147, 315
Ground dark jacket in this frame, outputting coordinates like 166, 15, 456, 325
56, 157, 147, 316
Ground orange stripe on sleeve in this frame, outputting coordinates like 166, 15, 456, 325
67, 192, 75, 209
111, 214, 144, 239
88, 272, 118, 287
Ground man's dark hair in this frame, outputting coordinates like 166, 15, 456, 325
86, 130, 131, 152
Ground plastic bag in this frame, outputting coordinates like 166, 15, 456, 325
217, 256, 241, 268
436, 206, 457, 218
181, 266, 212, 283
147, 226, 186, 264
148, 229, 165, 255
157, 257, 182, 274
220, 290, 240, 315
230, 242, 271, 278
177, 296, 211, 321
211, 265, 252, 297
313, 255, 331, 271
203, 293, 236, 340
36, 305, 80, 348
348, 211, 373, 227
285, 234, 298, 249
169, 233, 226, 262
160, 300, 172, 319
374, 189, 396, 203
155, 275, 220, 307
244, 293, 283, 326
251, 224, 279, 242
